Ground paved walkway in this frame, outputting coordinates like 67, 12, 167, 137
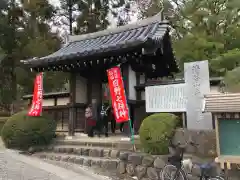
0, 140, 110, 180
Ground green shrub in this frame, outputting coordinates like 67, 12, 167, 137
139, 113, 179, 155
0, 117, 7, 135
1, 111, 56, 150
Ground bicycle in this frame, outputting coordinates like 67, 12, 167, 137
160, 140, 225, 180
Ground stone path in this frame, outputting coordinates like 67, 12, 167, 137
0, 140, 111, 180
0, 151, 62, 180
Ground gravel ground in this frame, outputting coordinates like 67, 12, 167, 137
0, 140, 114, 180
0, 151, 61, 180
42, 159, 136, 180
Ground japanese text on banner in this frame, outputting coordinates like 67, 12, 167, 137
107, 67, 129, 123
28, 72, 43, 116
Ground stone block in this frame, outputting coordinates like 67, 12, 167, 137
82, 148, 90, 156
89, 149, 103, 157
142, 156, 154, 167
73, 148, 82, 155
28, 147, 36, 153
126, 164, 136, 176
135, 165, 147, 179
74, 157, 84, 165
103, 149, 110, 157
55, 156, 61, 161
128, 154, 143, 166
101, 160, 118, 170
61, 156, 70, 162
154, 157, 165, 169
110, 150, 120, 158
68, 156, 76, 162
191, 165, 201, 177
53, 147, 59, 153
65, 147, 74, 153
117, 162, 126, 174
91, 159, 101, 167
147, 167, 159, 180
119, 152, 129, 161
109, 161, 118, 170
49, 155, 55, 160
59, 147, 65, 153
83, 158, 91, 166
39, 154, 46, 159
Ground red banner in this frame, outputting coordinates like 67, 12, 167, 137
28, 72, 43, 116
107, 67, 130, 123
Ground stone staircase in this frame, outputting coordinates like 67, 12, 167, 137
34, 145, 126, 171
31, 137, 143, 179
29, 137, 233, 180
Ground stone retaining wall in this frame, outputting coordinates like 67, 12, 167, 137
173, 128, 217, 157
33, 144, 222, 180
117, 152, 220, 180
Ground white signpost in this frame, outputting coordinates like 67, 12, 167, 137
145, 83, 187, 113
145, 60, 213, 130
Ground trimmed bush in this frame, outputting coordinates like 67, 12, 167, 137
139, 113, 179, 155
1, 111, 56, 150
0, 117, 7, 135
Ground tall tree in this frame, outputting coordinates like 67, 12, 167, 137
0, 0, 23, 112
0, 0, 68, 112
171, 0, 240, 76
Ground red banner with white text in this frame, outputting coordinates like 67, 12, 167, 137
28, 72, 43, 116
107, 67, 130, 123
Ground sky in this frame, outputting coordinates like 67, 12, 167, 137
49, 0, 60, 7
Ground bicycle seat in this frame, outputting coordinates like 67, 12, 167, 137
195, 162, 213, 170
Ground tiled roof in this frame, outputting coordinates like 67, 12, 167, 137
204, 93, 240, 112
23, 13, 170, 67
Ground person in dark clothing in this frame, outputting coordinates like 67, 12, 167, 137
99, 102, 110, 137
109, 108, 116, 134
91, 99, 101, 137
119, 122, 124, 132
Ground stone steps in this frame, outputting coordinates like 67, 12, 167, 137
52, 139, 141, 151
34, 152, 120, 171
45, 145, 133, 160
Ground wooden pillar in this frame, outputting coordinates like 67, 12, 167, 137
69, 72, 76, 136
182, 112, 187, 128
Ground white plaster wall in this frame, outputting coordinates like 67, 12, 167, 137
57, 97, 70, 105
128, 65, 137, 100
42, 99, 55, 106
75, 74, 87, 103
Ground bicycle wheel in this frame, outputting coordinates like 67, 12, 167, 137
161, 164, 187, 180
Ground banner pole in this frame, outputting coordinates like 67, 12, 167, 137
128, 116, 136, 151
126, 98, 135, 151
120, 67, 135, 151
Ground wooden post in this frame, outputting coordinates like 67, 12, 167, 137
69, 72, 76, 136
214, 114, 220, 157
182, 112, 187, 128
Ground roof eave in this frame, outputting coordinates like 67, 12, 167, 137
69, 13, 169, 42
22, 38, 156, 68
